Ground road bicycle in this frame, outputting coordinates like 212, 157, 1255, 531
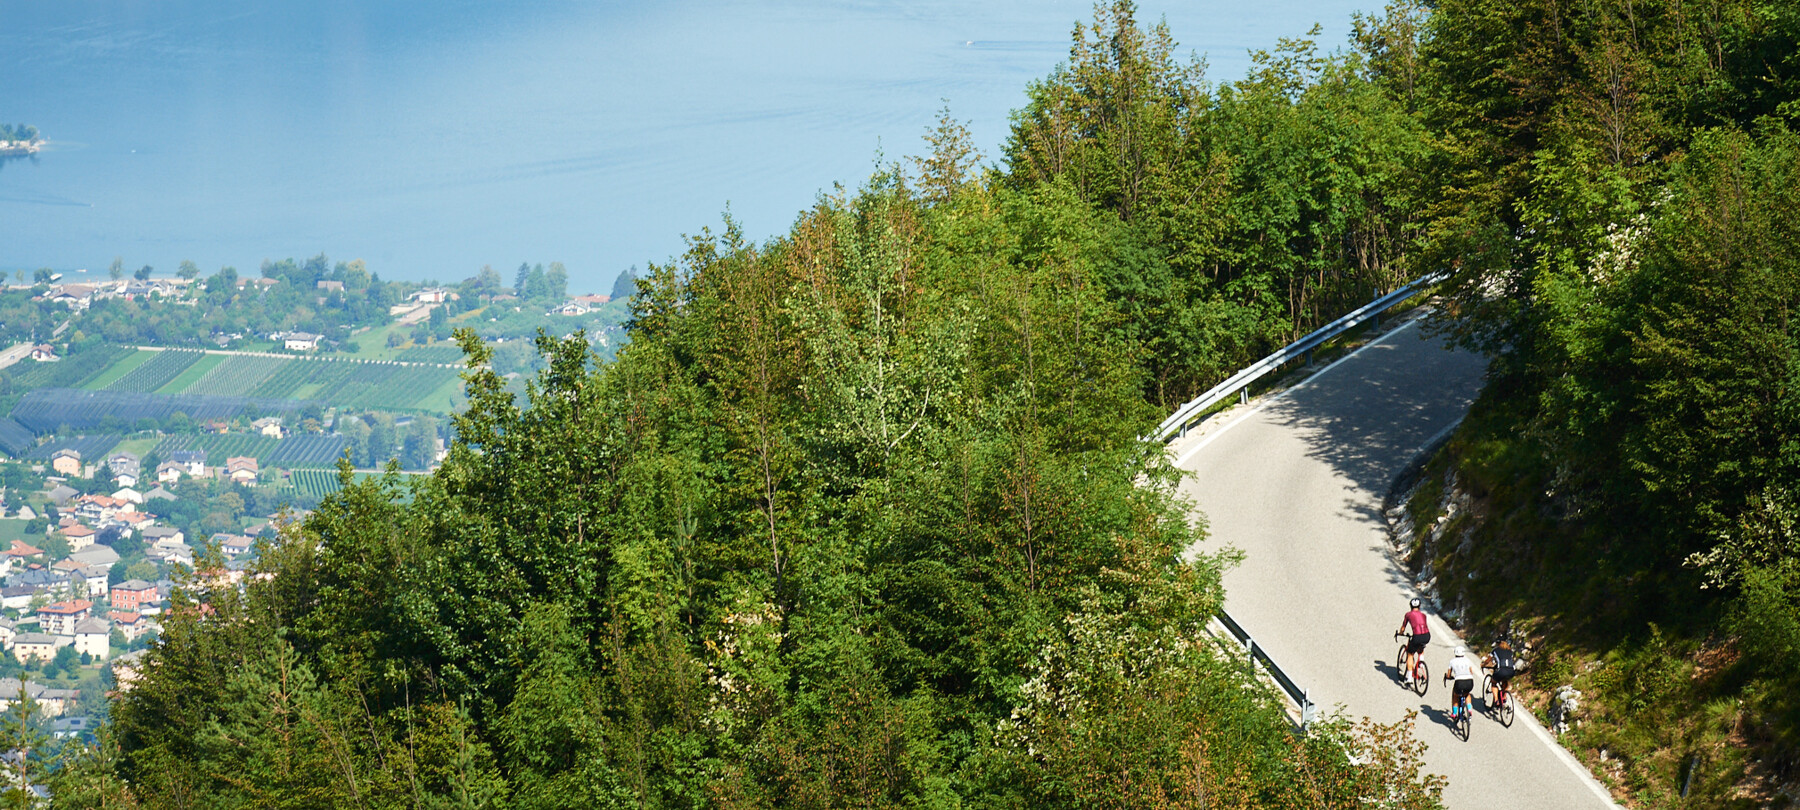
1448, 687, 1472, 741
1482, 672, 1516, 728
1393, 632, 1428, 696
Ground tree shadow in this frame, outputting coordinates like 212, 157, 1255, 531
1253, 323, 1488, 579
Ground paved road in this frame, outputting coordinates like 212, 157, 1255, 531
1169, 315, 1618, 809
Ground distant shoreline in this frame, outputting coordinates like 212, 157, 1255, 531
0, 139, 44, 157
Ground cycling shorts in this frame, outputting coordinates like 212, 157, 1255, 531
1406, 632, 1431, 654
1493, 665, 1515, 683
1453, 678, 1474, 698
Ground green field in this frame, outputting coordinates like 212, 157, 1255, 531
62, 349, 468, 414
157, 353, 226, 393
82, 350, 156, 389
109, 436, 161, 460
287, 468, 419, 500
185, 356, 288, 396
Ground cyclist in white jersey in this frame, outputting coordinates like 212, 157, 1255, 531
1443, 647, 1477, 716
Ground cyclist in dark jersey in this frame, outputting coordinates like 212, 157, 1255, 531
1482, 640, 1524, 706
1396, 598, 1431, 685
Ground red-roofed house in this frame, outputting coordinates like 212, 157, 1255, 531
62, 524, 96, 551
36, 600, 93, 636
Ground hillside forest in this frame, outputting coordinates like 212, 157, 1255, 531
30, 0, 1800, 807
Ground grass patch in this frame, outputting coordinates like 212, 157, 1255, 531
109, 436, 162, 460
0, 520, 33, 544
412, 374, 467, 413
156, 353, 225, 393
81, 350, 155, 390
350, 321, 413, 361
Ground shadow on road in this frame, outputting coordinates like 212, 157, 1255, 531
1418, 703, 1463, 733
1251, 326, 1487, 590
1372, 658, 1404, 685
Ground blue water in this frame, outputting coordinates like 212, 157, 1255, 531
2, 0, 1373, 293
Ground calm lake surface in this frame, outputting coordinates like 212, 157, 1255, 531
3, 0, 1372, 292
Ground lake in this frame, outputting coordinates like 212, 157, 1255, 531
2, 0, 1375, 293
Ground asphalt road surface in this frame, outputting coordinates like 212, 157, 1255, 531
1169, 314, 1618, 809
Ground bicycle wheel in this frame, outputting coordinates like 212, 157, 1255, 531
1499, 687, 1515, 727
1414, 659, 1429, 696
1396, 643, 1410, 687
1459, 701, 1471, 740
1481, 675, 1493, 714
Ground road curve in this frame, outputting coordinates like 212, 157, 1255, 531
1170, 314, 1618, 809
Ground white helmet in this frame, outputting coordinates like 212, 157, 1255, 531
1454, 647, 1467, 657
1409, 597, 1421, 609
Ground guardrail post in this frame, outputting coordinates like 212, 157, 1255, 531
1239, 389, 1248, 405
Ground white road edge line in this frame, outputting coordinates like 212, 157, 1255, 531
1175, 316, 1424, 468
1178, 314, 1619, 807
1411, 633, 1621, 808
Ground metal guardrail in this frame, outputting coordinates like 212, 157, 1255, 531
1179, 273, 1448, 732
1152, 271, 1446, 442
1215, 610, 1317, 730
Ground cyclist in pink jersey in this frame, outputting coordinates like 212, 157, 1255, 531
1397, 598, 1431, 686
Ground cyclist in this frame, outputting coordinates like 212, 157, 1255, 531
1481, 639, 1525, 707
1395, 597, 1430, 686
1443, 646, 1477, 718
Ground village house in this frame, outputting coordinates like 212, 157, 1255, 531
155, 460, 186, 484
169, 450, 206, 476
10, 567, 72, 600
144, 484, 177, 502
46, 283, 97, 309
8, 635, 58, 664
111, 580, 158, 612
36, 600, 92, 636
283, 332, 321, 351
549, 301, 590, 316
0, 586, 33, 611
141, 526, 184, 547
73, 617, 109, 660
61, 524, 95, 552
110, 611, 152, 641
0, 618, 15, 648
252, 416, 284, 437
111, 487, 144, 505
146, 543, 194, 568
211, 533, 255, 558
74, 494, 127, 522
107, 452, 140, 480
49, 563, 106, 599
28, 344, 58, 362
109, 510, 153, 531
0, 678, 79, 716
225, 456, 259, 484
68, 545, 120, 571
573, 293, 611, 307
50, 449, 81, 478
316, 280, 344, 292
409, 286, 450, 304
45, 483, 78, 506
4, 540, 42, 567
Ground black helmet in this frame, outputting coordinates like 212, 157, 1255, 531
1409, 597, 1422, 609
